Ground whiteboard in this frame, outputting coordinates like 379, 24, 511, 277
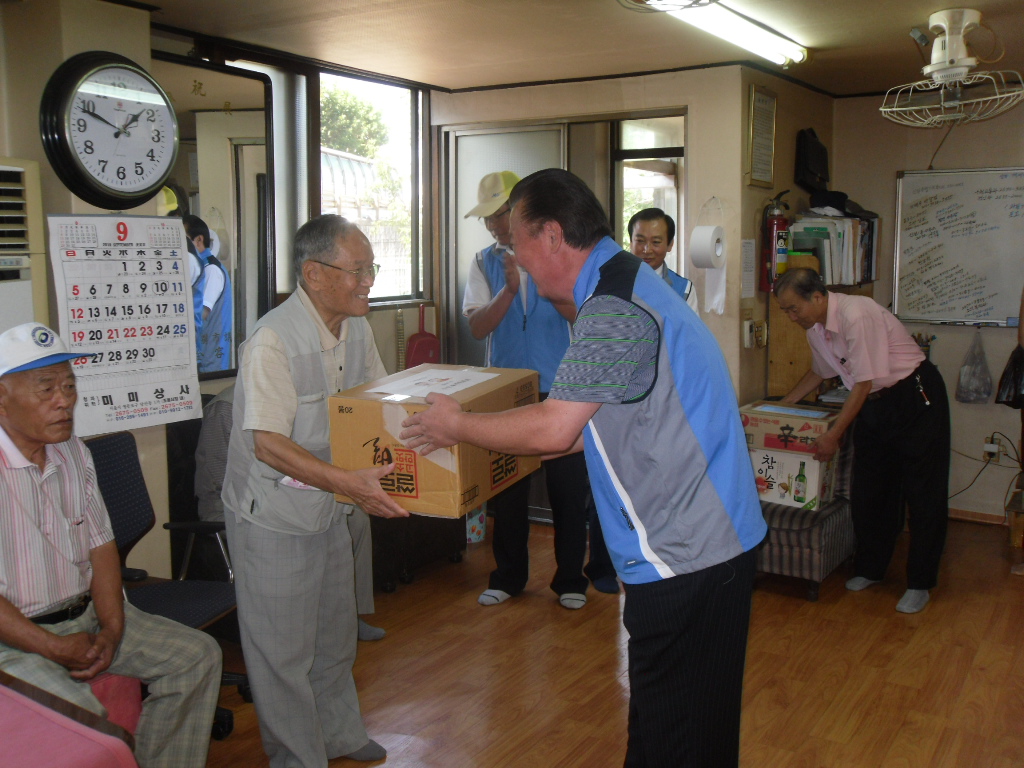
893, 167, 1024, 325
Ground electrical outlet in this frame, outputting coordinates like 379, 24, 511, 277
753, 321, 768, 348
742, 320, 754, 349
983, 435, 1002, 463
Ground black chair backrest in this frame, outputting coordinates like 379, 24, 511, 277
85, 432, 155, 560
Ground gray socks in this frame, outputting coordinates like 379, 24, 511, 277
895, 589, 930, 614
357, 618, 386, 641
345, 739, 386, 762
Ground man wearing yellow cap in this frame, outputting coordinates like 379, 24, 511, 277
462, 171, 615, 609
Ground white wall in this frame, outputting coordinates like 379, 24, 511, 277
433, 65, 835, 407
434, 66, 750, 389
833, 96, 1022, 520
194, 110, 266, 273
1, 0, 174, 576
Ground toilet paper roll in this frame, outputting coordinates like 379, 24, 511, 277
690, 225, 725, 269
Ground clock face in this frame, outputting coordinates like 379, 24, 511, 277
41, 52, 179, 210
67, 65, 176, 196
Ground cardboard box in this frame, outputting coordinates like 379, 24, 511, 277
750, 447, 837, 510
740, 400, 839, 455
329, 364, 541, 518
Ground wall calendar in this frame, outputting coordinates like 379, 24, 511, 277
47, 214, 201, 437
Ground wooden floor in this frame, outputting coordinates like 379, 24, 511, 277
207, 520, 1024, 768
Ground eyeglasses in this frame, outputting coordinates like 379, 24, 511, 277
314, 260, 381, 279
483, 206, 511, 225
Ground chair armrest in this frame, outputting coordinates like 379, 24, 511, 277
162, 521, 226, 534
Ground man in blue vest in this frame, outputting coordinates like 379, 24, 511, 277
406, 169, 766, 767
462, 171, 616, 608
628, 208, 698, 312
184, 215, 233, 372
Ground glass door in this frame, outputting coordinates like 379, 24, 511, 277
445, 126, 565, 366
612, 115, 686, 274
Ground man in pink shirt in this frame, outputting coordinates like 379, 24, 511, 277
774, 268, 950, 614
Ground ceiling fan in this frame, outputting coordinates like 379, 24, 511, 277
880, 8, 1024, 128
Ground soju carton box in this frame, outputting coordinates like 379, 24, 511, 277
329, 364, 541, 518
739, 400, 840, 455
749, 447, 837, 510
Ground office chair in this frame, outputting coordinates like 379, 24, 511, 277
85, 431, 249, 739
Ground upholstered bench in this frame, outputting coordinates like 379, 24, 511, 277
756, 443, 855, 601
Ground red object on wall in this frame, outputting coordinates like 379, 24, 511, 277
759, 190, 791, 293
405, 304, 440, 368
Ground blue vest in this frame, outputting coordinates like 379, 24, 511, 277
190, 251, 206, 353
478, 243, 570, 392
198, 252, 233, 373
568, 238, 765, 583
664, 267, 693, 303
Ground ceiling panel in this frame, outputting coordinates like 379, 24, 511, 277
147, 0, 1024, 96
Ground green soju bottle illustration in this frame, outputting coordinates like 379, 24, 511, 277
793, 461, 807, 504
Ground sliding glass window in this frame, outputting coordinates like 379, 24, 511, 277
319, 73, 420, 301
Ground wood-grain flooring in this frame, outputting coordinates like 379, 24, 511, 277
207, 519, 1024, 767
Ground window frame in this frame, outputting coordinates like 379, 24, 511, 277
315, 70, 428, 306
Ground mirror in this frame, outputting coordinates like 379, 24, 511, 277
150, 54, 274, 377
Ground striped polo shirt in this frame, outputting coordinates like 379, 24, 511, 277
0, 426, 113, 617
549, 237, 766, 584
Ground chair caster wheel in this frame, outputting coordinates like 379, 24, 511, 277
399, 570, 414, 584
238, 681, 253, 703
211, 706, 234, 740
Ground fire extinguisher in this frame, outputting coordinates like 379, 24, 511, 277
759, 190, 791, 293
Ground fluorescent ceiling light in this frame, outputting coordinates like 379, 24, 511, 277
661, 2, 807, 67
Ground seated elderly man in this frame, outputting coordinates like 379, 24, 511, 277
0, 323, 222, 768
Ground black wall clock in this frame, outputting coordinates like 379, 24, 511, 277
40, 51, 179, 211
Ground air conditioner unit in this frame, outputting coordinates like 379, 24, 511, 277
0, 157, 47, 330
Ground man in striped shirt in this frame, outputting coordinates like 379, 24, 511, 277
0, 323, 221, 768
402, 170, 766, 768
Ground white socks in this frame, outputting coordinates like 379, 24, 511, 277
478, 589, 511, 606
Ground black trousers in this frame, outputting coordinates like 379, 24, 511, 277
487, 449, 613, 596
851, 359, 950, 590
622, 548, 757, 768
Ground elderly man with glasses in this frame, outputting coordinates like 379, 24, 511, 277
462, 171, 617, 610
222, 215, 407, 767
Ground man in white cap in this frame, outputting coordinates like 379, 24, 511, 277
462, 171, 616, 609
0, 323, 222, 768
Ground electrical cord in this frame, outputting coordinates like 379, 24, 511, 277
992, 431, 1022, 467
951, 448, 1019, 466
948, 456, 992, 499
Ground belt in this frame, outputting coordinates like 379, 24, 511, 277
867, 361, 932, 403
30, 594, 91, 625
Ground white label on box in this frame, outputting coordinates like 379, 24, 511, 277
368, 368, 499, 398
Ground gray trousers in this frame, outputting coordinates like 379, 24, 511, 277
226, 510, 369, 768
349, 506, 374, 615
0, 601, 222, 768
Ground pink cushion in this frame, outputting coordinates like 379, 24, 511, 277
89, 674, 143, 735
0, 683, 138, 768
